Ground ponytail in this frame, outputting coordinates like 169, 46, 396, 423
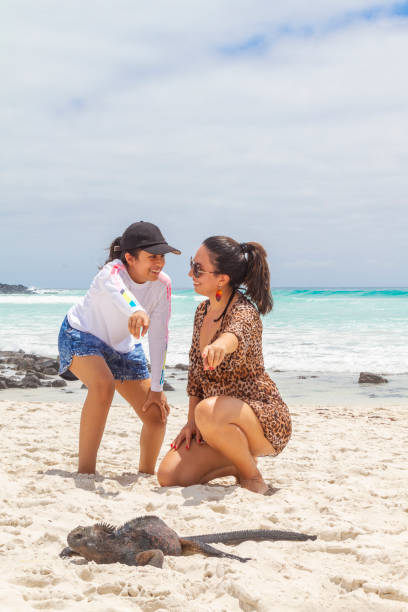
105, 237, 122, 264
203, 236, 273, 315
105, 237, 141, 266
242, 242, 273, 314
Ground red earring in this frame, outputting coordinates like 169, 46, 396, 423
215, 288, 222, 302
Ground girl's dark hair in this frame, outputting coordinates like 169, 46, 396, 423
105, 237, 141, 266
203, 236, 273, 315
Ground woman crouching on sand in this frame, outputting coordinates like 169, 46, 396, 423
58, 221, 180, 475
158, 236, 291, 495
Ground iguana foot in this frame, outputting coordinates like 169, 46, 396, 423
59, 547, 80, 559
135, 549, 164, 568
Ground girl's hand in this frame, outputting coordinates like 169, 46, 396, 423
142, 390, 170, 423
202, 343, 226, 371
171, 422, 203, 450
128, 311, 150, 339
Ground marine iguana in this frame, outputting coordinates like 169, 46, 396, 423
60, 515, 317, 567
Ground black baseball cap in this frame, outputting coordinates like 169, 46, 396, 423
120, 221, 181, 255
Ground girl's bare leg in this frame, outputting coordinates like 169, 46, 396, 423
115, 379, 165, 475
69, 355, 115, 474
158, 396, 275, 494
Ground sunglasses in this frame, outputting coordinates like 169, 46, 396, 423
190, 257, 218, 278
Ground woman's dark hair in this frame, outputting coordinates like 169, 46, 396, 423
105, 237, 141, 266
203, 236, 273, 315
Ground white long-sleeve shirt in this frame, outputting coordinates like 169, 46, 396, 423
67, 259, 171, 391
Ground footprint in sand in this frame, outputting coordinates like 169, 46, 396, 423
330, 575, 408, 603
0, 514, 33, 528
33, 532, 61, 546
15, 567, 86, 610
76, 567, 94, 582
14, 568, 61, 589
209, 503, 229, 514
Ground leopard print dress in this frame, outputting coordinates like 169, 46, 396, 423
187, 292, 292, 455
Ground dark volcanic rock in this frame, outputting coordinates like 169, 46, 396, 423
0, 350, 66, 391
21, 374, 41, 388
0, 283, 33, 294
5, 377, 24, 388
163, 381, 175, 391
174, 363, 189, 371
43, 367, 59, 375
40, 380, 54, 388
37, 358, 59, 370
26, 369, 47, 380
358, 372, 388, 384
51, 379, 67, 388
15, 358, 35, 370
297, 375, 319, 379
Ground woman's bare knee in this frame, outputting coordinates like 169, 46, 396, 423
157, 456, 179, 487
195, 398, 216, 430
157, 454, 195, 487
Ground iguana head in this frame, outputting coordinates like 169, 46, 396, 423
67, 523, 116, 562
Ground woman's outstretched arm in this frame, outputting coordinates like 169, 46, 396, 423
201, 332, 238, 370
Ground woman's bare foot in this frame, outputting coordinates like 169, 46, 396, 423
238, 470, 271, 495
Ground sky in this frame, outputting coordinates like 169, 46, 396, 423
1, 1, 407, 289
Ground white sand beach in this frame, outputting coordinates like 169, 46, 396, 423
1, 396, 407, 612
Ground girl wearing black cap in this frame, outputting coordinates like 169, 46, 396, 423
58, 222, 181, 475
158, 236, 291, 495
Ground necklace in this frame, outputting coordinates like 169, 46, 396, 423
206, 290, 236, 322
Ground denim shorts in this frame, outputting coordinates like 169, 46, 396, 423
58, 316, 150, 382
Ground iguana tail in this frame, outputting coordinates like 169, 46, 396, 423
184, 529, 317, 545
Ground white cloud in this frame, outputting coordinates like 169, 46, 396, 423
0, 1, 407, 287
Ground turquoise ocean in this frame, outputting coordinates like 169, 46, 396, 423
0, 288, 407, 406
